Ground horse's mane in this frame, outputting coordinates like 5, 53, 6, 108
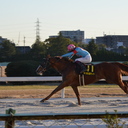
55, 56, 74, 63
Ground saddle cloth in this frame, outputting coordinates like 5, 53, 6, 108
83, 64, 95, 75
75, 63, 95, 75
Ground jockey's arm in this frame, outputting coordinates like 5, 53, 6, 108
61, 51, 75, 58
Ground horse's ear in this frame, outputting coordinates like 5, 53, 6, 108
47, 54, 51, 59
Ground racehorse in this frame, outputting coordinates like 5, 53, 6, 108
36, 55, 128, 105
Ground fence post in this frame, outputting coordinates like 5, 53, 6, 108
5, 108, 16, 128
61, 88, 65, 98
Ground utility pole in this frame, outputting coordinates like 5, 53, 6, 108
35, 18, 41, 43
18, 32, 20, 46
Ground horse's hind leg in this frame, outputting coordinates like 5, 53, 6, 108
116, 79, 128, 94
123, 81, 128, 87
122, 81, 128, 94
111, 72, 128, 94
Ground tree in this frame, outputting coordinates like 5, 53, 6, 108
98, 43, 107, 50
86, 39, 98, 56
30, 41, 47, 60
45, 33, 76, 56
125, 47, 128, 56
0, 40, 16, 61
5, 60, 39, 76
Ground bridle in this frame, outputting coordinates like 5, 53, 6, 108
40, 58, 50, 71
36, 58, 50, 75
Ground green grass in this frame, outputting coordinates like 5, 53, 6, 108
85, 84, 118, 88
0, 84, 118, 90
0, 85, 58, 90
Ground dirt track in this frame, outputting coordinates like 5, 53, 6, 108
0, 86, 126, 99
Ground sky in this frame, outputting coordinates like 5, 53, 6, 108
0, 0, 128, 46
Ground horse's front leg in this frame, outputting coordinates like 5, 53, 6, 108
40, 81, 67, 102
71, 85, 81, 105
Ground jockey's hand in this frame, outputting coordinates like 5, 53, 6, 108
60, 56, 63, 59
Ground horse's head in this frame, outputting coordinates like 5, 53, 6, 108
36, 55, 58, 75
36, 55, 72, 75
36, 58, 49, 75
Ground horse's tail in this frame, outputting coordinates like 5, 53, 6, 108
115, 62, 128, 75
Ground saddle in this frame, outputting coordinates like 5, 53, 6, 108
75, 61, 95, 75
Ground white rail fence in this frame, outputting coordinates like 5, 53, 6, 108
0, 76, 127, 82
0, 76, 62, 82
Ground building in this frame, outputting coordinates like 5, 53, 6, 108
82, 38, 96, 44
49, 30, 85, 43
60, 30, 84, 43
16, 46, 31, 54
49, 35, 58, 38
96, 35, 128, 48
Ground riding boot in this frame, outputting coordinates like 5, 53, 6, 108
75, 61, 86, 74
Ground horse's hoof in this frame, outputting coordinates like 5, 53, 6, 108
40, 100, 44, 102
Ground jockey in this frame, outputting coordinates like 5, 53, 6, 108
62, 44, 92, 73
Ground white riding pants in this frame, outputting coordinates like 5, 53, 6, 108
75, 55, 92, 63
